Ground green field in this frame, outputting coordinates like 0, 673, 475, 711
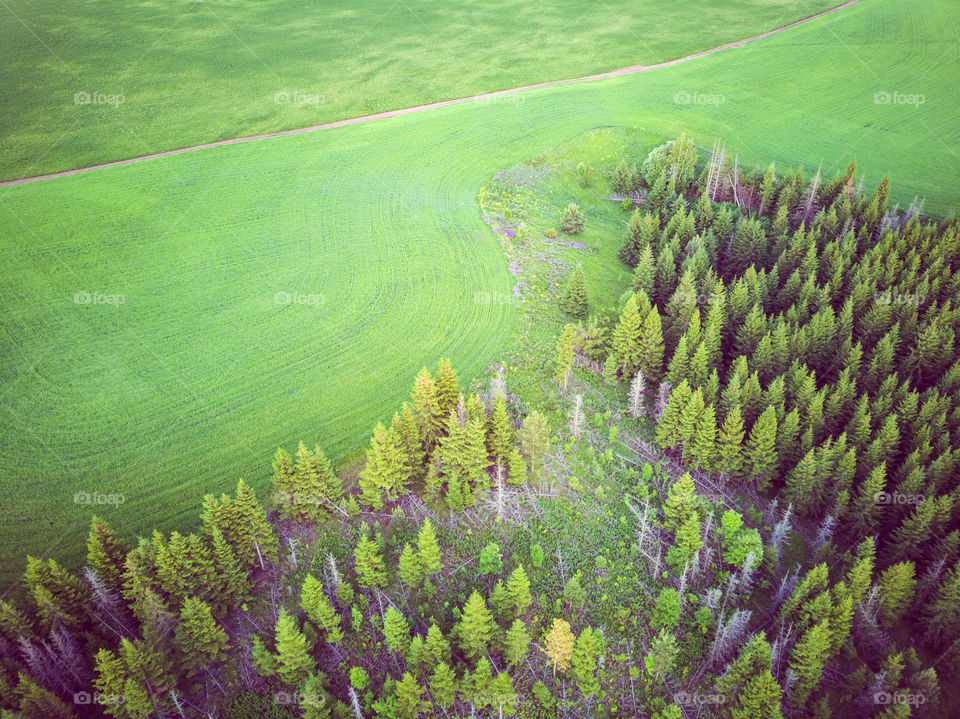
0, 0, 843, 179
1, 0, 959, 586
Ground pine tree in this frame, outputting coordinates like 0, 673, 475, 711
358, 423, 410, 509
384, 607, 411, 656
395, 672, 425, 719
788, 619, 831, 708
275, 608, 315, 688
354, 532, 387, 588
505, 618, 531, 666
878, 561, 917, 629
544, 618, 575, 674
561, 265, 588, 318
430, 662, 457, 709
506, 564, 532, 615
458, 590, 494, 659
417, 518, 443, 577
174, 596, 229, 678
744, 405, 778, 489
572, 626, 603, 699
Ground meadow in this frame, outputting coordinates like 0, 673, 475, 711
1, 0, 958, 585
0, 0, 842, 179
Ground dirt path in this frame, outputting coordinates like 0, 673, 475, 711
0, 0, 860, 188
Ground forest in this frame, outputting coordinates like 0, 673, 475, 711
2, 136, 959, 718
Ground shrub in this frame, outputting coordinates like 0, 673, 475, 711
559, 203, 585, 235
620, 198, 633, 212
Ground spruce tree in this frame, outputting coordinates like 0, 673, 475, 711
788, 619, 831, 708
487, 393, 513, 460
384, 607, 411, 656
426, 622, 451, 665
458, 590, 494, 659
518, 411, 550, 479
395, 672, 425, 719
87, 515, 130, 597
572, 626, 602, 699
434, 359, 460, 420
632, 244, 656, 296
301, 574, 343, 643
655, 380, 691, 450
505, 618, 531, 666
23, 556, 90, 629
612, 294, 644, 372
560, 265, 588, 318
411, 367, 444, 448
354, 532, 387, 588
638, 304, 667, 387
416, 518, 443, 577
430, 662, 457, 709
361, 423, 411, 509
716, 405, 745, 481
506, 564, 532, 615
275, 608, 315, 688
174, 597, 229, 678
878, 561, 917, 630
744, 405, 778, 489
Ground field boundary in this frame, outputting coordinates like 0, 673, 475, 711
0, 0, 860, 188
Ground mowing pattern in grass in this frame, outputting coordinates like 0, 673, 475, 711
0, 0, 843, 179
1, 0, 958, 584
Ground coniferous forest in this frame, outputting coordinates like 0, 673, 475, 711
4, 136, 960, 719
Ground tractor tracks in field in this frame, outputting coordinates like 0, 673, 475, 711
0, 0, 861, 188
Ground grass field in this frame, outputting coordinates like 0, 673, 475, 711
1, 0, 958, 586
0, 0, 843, 179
